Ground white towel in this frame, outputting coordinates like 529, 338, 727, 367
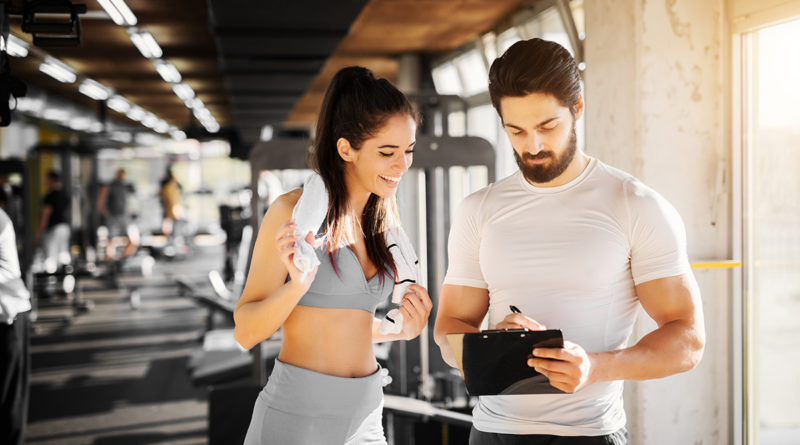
291, 174, 328, 279
292, 173, 419, 335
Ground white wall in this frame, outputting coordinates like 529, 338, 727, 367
585, 1, 733, 443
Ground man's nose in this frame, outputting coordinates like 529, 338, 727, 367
525, 132, 545, 155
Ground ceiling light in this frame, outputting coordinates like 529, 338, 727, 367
154, 60, 181, 83
78, 79, 111, 101
69, 117, 92, 131
170, 130, 187, 142
43, 108, 70, 122
110, 131, 133, 143
107, 95, 131, 113
39, 57, 77, 83
126, 105, 145, 121
261, 125, 273, 142
154, 119, 169, 134
129, 31, 162, 59
187, 97, 204, 110
192, 107, 211, 121
172, 83, 194, 101
97, 0, 137, 26
142, 112, 158, 128
5, 35, 29, 57
204, 121, 220, 133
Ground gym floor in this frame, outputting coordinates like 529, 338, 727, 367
26, 246, 223, 445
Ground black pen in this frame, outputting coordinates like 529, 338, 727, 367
509, 305, 522, 314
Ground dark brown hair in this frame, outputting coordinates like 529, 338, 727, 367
310, 66, 418, 278
488, 38, 582, 117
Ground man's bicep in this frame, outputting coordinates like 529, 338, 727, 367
437, 283, 489, 328
636, 273, 703, 328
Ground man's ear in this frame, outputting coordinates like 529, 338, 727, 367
337, 137, 354, 162
572, 93, 585, 121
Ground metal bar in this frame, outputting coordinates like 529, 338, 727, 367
555, 0, 584, 64
690, 260, 742, 269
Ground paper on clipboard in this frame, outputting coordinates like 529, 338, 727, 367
447, 329, 565, 396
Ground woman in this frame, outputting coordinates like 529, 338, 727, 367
235, 66, 433, 444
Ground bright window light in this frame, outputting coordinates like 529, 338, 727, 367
129, 31, 162, 59
154, 60, 181, 83
6, 34, 29, 57
107, 95, 131, 113
455, 50, 488, 96
97, 0, 137, 26
39, 57, 77, 83
432, 62, 463, 96
79, 79, 111, 101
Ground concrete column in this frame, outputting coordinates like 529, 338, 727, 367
584, 1, 732, 444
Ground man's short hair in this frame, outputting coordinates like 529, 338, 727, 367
488, 38, 582, 117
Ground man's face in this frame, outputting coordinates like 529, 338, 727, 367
499, 92, 582, 185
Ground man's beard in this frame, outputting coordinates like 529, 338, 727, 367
514, 124, 577, 184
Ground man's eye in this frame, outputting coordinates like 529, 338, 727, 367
511, 131, 523, 136
379, 152, 393, 157
405, 149, 415, 155
541, 124, 558, 132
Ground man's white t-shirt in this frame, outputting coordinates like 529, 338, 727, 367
443, 158, 692, 436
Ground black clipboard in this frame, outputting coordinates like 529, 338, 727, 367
447, 329, 565, 396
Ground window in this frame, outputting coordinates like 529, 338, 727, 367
742, 16, 800, 445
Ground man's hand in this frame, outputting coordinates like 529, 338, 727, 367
495, 313, 546, 331
528, 340, 596, 393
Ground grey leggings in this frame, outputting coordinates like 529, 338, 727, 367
243, 359, 387, 445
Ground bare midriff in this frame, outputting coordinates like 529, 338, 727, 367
278, 304, 378, 378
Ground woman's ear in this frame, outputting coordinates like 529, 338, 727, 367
337, 137, 354, 162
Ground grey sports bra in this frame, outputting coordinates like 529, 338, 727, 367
296, 244, 394, 314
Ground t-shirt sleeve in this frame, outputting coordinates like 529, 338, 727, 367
443, 188, 489, 289
625, 179, 692, 286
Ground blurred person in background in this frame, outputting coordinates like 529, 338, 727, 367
97, 168, 140, 262
35, 169, 71, 270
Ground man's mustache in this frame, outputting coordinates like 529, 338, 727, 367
522, 152, 554, 161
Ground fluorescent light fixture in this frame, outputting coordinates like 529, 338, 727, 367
14, 97, 44, 114
170, 130, 187, 141
187, 98, 204, 110
172, 83, 194, 101
204, 121, 221, 133
6, 35, 29, 57
154, 120, 169, 134
154, 60, 181, 83
111, 131, 133, 143
107, 95, 131, 113
39, 57, 77, 83
260, 125, 273, 142
129, 31, 162, 59
69, 117, 92, 131
126, 105, 145, 121
43, 108, 70, 122
78, 79, 111, 101
142, 112, 158, 128
193, 107, 211, 121
97, 0, 137, 26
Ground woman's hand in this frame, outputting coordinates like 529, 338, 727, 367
399, 284, 434, 341
275, 219, 318, 290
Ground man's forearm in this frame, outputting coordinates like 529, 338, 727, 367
591, 319, 705, 382
434, 317, 481, 368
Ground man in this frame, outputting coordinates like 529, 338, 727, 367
36, 170, 70, 270
433, 38, 705, 444
0, 205, 31, 445
97, 168, 139, 261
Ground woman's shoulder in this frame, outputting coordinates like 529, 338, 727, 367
262, 188, 303, 223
